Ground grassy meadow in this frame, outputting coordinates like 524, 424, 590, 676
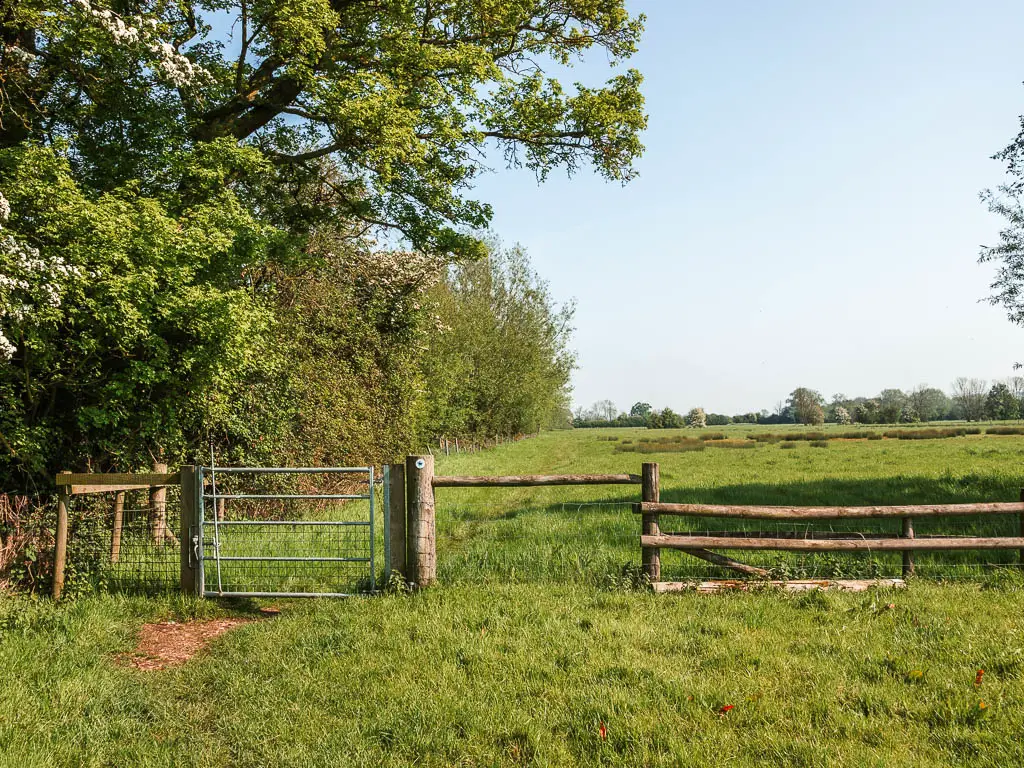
6, 425, 1024, 766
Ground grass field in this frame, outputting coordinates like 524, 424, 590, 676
5, 425, 1024, 766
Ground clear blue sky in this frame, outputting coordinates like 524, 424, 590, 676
471, 0, 1024, 415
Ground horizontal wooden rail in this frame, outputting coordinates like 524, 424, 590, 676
55, 472, 181, 495
643, 534, 1024, 551
433, 473, 641, 488
636, 501, 1024, 520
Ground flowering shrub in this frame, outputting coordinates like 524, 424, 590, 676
835, 406, 853, 425
0, 191, 81, 362
686, 407, 707, 428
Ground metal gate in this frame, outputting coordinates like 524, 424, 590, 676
196, 466, 378, 598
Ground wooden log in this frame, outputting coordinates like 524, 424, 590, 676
55, 472, 180, 489
653, 579, 906, 594
110, 491, 125, 563
388, 463, 407, 579
643, 534, 1024, 551
638, 501, 1024, 520
669, 529, 900, 540
434, 473, 642, 487
217, 497, 226, 521
679, 549, 770, 577
150, 461, 169, 546
53, 472, 70, 600
902, 516, 914, 577
179, 466, 201, 596
406, 455, 436, 587
641, 463, 660, 581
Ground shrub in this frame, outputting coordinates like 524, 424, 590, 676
810, 440, 829, 448
986, 426, 1024, 435
686, 407, 707, 428
835, 406, 853, 426
780, 441, 797, 449
706, 439, 758, 449
697, 432, 726, 441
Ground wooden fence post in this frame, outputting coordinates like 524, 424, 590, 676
53, 471, 71, 600
150, 460, 169, 545
110, 491, 125, 563
406, 455, 436, 587
388, 463, 407, 579
180, 465, 201, 596
902, 516, 914, 577
1019, 488, 1024, 567
641, 462, 660, 582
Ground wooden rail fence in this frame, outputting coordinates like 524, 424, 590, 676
635, 489, 1024, 591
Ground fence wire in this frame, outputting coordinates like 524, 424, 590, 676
434, 499, 1024, 586
65, 487, 182, 595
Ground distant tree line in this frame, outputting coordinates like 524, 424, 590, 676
572, 378, 1024, 429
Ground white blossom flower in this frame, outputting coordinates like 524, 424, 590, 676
72, 2, 210, 86
0, 331, 15, 362
0, 198, 81, 363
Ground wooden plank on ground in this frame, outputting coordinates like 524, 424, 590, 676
433, 473, 641, 487
643, 534, 1024, 551
653, 579, 906, 594
637, 501, 1024, 520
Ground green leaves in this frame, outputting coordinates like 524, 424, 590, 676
3, 0, 647, 260
0, 145, 283, 484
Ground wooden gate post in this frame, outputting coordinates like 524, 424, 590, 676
388, 463, 407, 579
180, 466, 201, 596
641, 462, 661, 582
1019, 488, 1024, 567
53, 471, 71, 600
406, 455, 436, 587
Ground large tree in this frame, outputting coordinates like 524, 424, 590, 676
0, 1, 644, 486
787, 388, 825, 425
951, 377, 988, 421
979, 104, 1024, 333
2, 0, 646, 258
908, 385, 951, 423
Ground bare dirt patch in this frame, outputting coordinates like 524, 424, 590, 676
121, 609, 279, 671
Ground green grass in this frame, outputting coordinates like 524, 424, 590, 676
6, 425, 1024, 766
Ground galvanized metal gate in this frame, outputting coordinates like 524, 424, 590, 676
195, 466, 381, 598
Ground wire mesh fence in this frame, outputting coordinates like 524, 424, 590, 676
64, 486, 182, 595
434, 498, 1024, 586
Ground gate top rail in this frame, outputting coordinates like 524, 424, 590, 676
200, 466, 372, 474
636, 501, 1024, 520
433, 473, 641, 487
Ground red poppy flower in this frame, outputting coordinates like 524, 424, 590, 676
719, 705, 734, 715
975, 669, 984, 686
599, 721, 607, 741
